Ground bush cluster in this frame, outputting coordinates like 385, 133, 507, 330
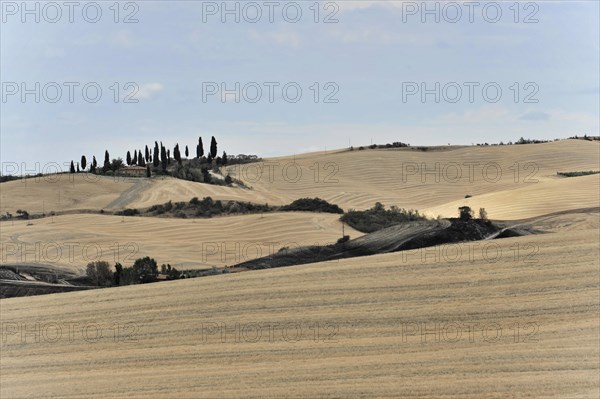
119, 197, 344, 219
341, 202, 426, 233
280, 198, 344, 214
86, 257, 182, 286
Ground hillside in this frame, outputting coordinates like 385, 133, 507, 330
424, 173, 600, 219
0, 212, 360, 272
0, 174, 137, 215
1, 219, 598, 398
224, 139, 600, 212
2, 140, 599, 220
1, 140, 599, 398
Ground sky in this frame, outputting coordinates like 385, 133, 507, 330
1, 0, 599, 172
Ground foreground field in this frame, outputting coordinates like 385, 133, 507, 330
1, 217, 598, 398
0, 212, 359, 272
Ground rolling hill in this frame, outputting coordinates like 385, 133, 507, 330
1, 219, 598, 398
1, 139, 599, 398
2, 140, 598, 219
0, 212, 360, 272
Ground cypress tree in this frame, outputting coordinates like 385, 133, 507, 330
197, 137, 204, 158
174, 144, 182, 165
210, 136, 217, 158
153, 142, 160, 167
126, 151, 132, 165
161, 145, 167, 171
81, 155, 87, 170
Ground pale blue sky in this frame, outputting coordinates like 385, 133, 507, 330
1, 1, 598, 170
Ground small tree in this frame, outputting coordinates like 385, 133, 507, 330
70, 160, 75, 173
126, 151, 132, 165
197, 137, 204, 158
174, 144, 182, 165
138, 152, 146, 167
160, 145, 167, 171
185, 145, 189, 158
145, 145, 150, 162
222, 151, 228, 165
132, 256, 158, 283
104, 150, 110, 168
133, 150, 138, 165
113, 262, 123, 286
201, 167, 211, 183
111, 158, 124, 172
153, 142, 160, 167
160, 264, 180, 280
479, 208, 488, 220
81, 155, 87, 170
91, 156, 97, 173
146, 164, 151, 178
459, 206, 473, 221
210, 136, 217, 158
86, 261, 113, 286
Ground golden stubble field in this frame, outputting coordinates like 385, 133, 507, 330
0, 212, 360, 272
0, 140, 599, 398
1, 221, 598, 398
2, 140, 599, 216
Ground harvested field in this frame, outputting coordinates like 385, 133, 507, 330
1, 223, 598, 398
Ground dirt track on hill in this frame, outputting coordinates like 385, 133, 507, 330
104, 178, 153, 210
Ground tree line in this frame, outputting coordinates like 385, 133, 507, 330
86, 257, 182, 287
69, 136, 226, 176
